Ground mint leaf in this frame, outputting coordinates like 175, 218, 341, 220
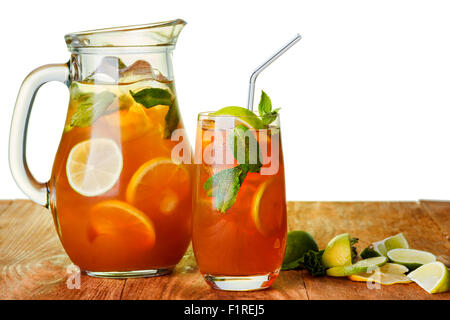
163, 100, 180, 139
130, 88, 173, 108
227, 124, 262, 173
301, 250, 326, 276
130, 88, 179, 138
69, 91, 116, 128
258, 90, 272, 115
258, 91, 280, 126
282, 249, 326, 277
203, 165, 248, 213
360, 247, 381, 259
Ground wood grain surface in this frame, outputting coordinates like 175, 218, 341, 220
0, 200, 448, 300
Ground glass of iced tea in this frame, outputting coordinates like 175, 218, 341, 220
192, 99, 287, 291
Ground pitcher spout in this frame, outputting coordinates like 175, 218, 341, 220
65, 19, 186, 53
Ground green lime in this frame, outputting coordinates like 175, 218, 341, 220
326, 256, 388, 277
408, 261, 449, 294
282, 231, 319, 269
387, 248, 436, 271
322, 233, 352, 268
211, 106, 265, 129
372, 233, 409, 256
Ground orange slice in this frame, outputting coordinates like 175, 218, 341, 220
251, 177, 285, 236
88, 200, 156, 249
126, 157, 190, 216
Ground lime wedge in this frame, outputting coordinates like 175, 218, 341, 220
322, 233, 352, 268
372, 233, 409, 256
327, 256, 388, 277
349, 263, 412, 285
387, 248, 436, 271
211, 106, 265, 129
408, 262, 449, 294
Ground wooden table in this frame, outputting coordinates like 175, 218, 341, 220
0, 200, 448, 300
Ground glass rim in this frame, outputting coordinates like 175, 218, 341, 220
197, 111, 281, 129
197, 111, 281, 120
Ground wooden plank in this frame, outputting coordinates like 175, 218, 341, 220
420, 200, 450, 241
0, 200, 125, 300
286, 202, 450, 300
121, 246, 308, 300
1, 200, 449, 300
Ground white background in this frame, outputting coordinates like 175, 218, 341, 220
2, 0, 450, 201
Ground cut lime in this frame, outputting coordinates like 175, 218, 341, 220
327, 256, 387, 277
211, 106, 265, 129
322, 233, 352, 268
372, 233, 409, 256
387, 248, 436, 271
408, 262, 449, 294
349, 263, 412, 285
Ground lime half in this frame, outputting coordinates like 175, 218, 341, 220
327, 256, 387, 277
211, 106, 265, 129
282, 230, 318, 268
408, 262, 449, 294
373, 233, 409, 256
387, 248, 436, 271
322, 233, 352, 268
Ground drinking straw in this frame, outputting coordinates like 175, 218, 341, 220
247, 34, 302, 111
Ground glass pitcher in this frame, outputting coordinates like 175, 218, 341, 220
9, 19, 193, 278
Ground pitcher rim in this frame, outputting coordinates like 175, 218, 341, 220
65, 19, 186, 51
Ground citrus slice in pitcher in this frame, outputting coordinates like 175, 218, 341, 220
251, 177, 284, 236
126, 157, 190, 216
66, 138, 123, 196
88, 200, 156, 248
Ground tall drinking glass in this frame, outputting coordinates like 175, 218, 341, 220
192, 112, 287, 291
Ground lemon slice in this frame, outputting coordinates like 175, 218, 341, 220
387, 248, 436, 271
372, 233, 409, 256
251, 177, 285, 236
349, 263, 412, 285
66, 138, 123, 197
126, 157, 190, 216
408, 261, 449, 294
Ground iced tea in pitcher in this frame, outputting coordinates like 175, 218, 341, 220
10, 20, 192, 278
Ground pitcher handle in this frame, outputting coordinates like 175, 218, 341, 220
9, 63, 70, 206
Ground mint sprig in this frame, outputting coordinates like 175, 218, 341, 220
203, 124, 263, 213
203, 91, 278, 213
258, 90, 280, 126
130, 88, 179, 138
